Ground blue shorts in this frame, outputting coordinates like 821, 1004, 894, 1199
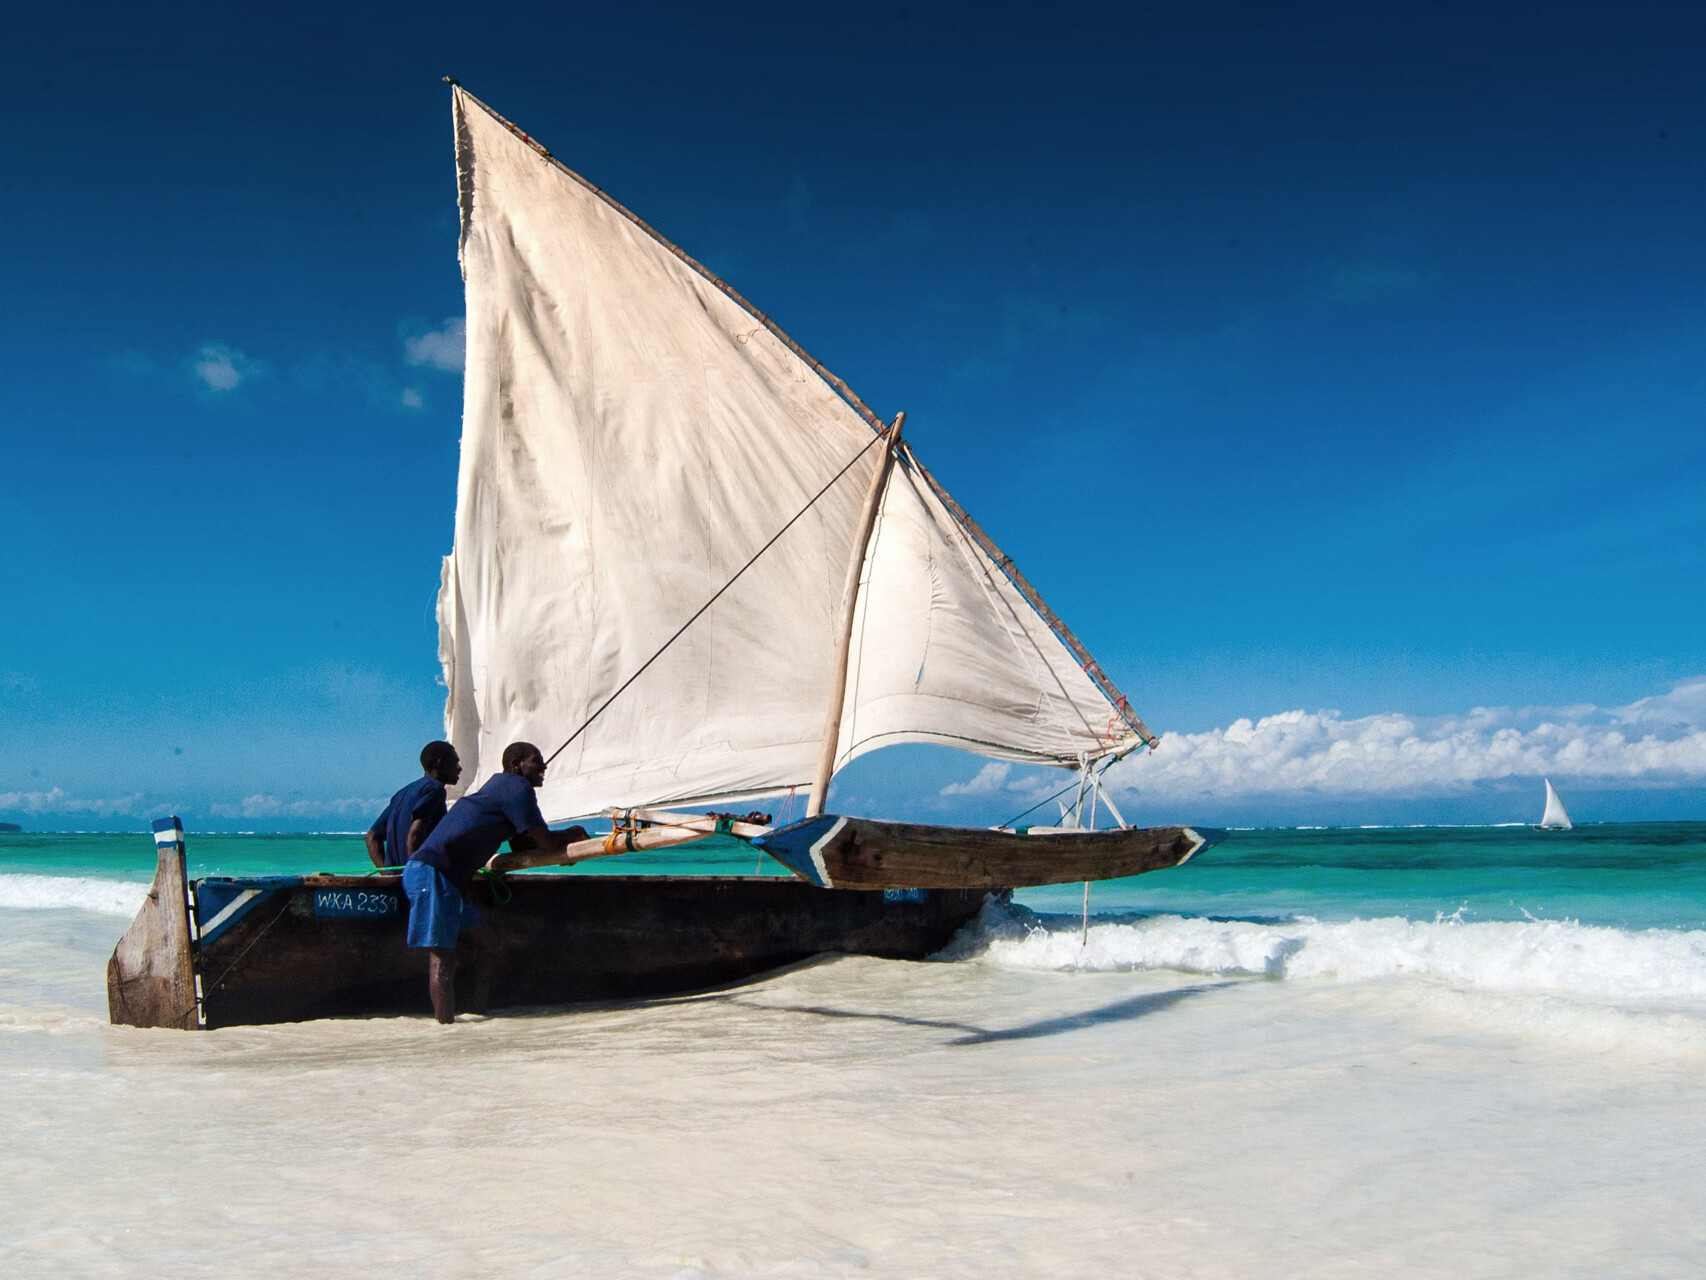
402, 860, 485, 949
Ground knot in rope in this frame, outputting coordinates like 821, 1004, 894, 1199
604, 810, 642, 855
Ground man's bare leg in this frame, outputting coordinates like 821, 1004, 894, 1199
463, 923, 495, 1016
427, 946, 457, 1023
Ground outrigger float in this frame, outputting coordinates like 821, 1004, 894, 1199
108, 84, 1222, 1029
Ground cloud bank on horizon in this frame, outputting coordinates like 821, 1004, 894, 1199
937, 679, 1706, 810
1101, 678, 1706, 802
5, 681, 1704, 827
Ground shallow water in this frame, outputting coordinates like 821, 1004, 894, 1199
4, 826, 1706, 1276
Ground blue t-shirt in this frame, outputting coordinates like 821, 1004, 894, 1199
411, 771, 546, 890
368, 776, 447, 868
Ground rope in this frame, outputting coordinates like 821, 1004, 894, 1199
202, 898, 295, 998
475, 867, 512, 905
999, 777, 1080, 830
998, 757, 1120, 830
604, 811, 641, 855
543, 431, 885, 768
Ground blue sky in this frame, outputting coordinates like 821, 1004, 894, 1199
2, 1, 1703, 829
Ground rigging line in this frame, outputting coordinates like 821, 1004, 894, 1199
543, 430, 887, 769
999, 777, 1079, 830
998, 757, 1120, 830
903, 446, 1157, 748
200, 898, 295, 1001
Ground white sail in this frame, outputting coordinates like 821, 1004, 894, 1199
835, 447, 1141, 770
1539, 778, 1572, 830
440, 88, 1144, 820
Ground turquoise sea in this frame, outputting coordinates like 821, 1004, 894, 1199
5, 821, 1703, 929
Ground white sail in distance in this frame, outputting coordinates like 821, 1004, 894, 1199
438, 88, 1147, 820
1539, 778, 1573, 830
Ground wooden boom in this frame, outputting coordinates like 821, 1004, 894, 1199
485, 808, 774, 873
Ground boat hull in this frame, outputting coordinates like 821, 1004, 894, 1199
757, 815, 1224, 890
108, 848, 989, 1030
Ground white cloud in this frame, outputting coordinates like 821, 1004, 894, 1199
0, 788, 146, 817
191, 342, 263, 392
400, 386, 424, 409
209, 794, 385, 820
941, 762, 1012, 796
404, 318, 465, 372
1104, 679, 1706, 801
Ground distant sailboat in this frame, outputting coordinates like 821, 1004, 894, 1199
1538, 778, 1573, 830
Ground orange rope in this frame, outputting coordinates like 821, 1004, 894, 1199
603, 810, 641, 855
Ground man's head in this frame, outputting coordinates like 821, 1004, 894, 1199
501, 741, 547, 788
420, 740, 462, 785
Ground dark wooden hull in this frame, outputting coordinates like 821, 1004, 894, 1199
757, 815, 1225, 890
108, 847, 989, 1029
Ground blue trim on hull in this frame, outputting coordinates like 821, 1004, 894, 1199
194, 877, 303, 945
751, 815, 843, 887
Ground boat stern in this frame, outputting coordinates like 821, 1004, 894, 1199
107, 818, 202, 1030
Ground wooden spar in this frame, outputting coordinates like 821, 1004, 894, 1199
807, 412, 905, 817
905, 446, 1159, 749
490, 805, 777, 872
487, 824, 711, 874
612, 807, 773, 840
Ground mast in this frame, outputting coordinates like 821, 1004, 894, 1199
807, 413, 906, 817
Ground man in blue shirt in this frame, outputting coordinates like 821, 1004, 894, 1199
404, 740, 589, 1023
365, 741, 461, 870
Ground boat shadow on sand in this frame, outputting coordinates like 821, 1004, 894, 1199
493, 960, 1242, 1048
725, 981, 1239, 1046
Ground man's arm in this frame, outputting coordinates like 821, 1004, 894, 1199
364, 827, 388, 870
512, 824, 591, 853
406, 817, 432, 855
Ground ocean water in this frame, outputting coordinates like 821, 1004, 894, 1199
4, 824, 1706, 1276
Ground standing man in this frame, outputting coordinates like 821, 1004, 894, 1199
404, 741, 589, 1023
366, 741, 462, 870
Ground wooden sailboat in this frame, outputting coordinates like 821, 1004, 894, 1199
1538, 778, 1573, 830
108, 85, 1220, 1028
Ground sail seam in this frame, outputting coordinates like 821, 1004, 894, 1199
453, 87, 887, 437
839, 726, 1101, 767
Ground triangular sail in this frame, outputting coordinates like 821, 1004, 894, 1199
834, 447, 1142, 769
1539, 778, 1572, 830
440, 88, 1147, 820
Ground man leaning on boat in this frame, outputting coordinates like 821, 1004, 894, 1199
365, 741, 461, 869
404, 742, 589, 1023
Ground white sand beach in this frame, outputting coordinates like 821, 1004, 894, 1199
5, 906, 1706, 1277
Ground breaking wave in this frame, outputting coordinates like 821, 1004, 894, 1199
940, 900, 1706, 1003
0, 874, 149, 916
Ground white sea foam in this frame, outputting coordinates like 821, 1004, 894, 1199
941, 900, 1706, 1003
0, 874, 148, 916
